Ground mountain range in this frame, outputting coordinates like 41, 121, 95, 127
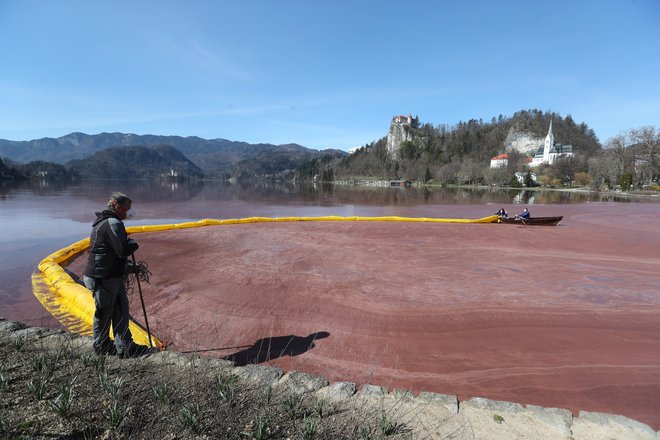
0, 132, 344, 177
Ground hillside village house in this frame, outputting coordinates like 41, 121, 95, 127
490, 153, 509, 168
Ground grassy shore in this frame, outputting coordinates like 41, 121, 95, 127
0, 320, 411, 440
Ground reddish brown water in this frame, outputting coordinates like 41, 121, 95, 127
3, 181, 659, 428
63, 202, 660, 429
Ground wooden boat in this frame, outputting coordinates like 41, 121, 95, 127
497, 216, 563, 226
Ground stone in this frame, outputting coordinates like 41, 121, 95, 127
0, 319, 28, 333
461, 397, 524, 413
525, 405, 573, 438
418, 392, 459, 414
277, 370, 328, 395
316, 382, 356, 401
232, 364, 283, 385
460, 397, 574, 440
206, 358, 235, 370
571, 410, 656, 440
147, 350, 197, 367
359, 384, 387, 398
390, 388, 414, 400
386, 123, 414, 159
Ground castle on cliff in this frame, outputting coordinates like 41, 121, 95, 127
392, 114, 420, 128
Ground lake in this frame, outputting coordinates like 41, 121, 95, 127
3, 179, 660, 427
0, 179, 653, 327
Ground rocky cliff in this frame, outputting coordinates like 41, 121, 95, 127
504, 129, 543, 154
386, 123, 414, 160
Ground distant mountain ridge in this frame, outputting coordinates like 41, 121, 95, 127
0, 132, 338, 177
66, 145, 204, 180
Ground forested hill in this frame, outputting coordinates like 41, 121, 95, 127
67, 145, 204, 180
310, 110, 602, 182
0, 132, 330, 177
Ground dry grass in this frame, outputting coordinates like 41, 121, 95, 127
0, 330, 412, 439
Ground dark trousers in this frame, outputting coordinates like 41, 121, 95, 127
83, 276, 133, 353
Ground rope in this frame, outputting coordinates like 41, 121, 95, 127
124, 260, 152, 296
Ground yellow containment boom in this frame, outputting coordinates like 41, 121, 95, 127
32, 214, 499, 346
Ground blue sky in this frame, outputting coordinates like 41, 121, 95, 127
1, 1, 658, 150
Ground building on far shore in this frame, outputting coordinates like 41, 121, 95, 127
490, 153, 509, 168
391, 114, 420, 128
530, 119, 574, 166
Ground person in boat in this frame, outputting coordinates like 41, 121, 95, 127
516, 207, 531, 220
496, 208, 508, 218
82, 192, 156, 358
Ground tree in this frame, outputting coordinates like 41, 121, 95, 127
424, 166, 432, 184
628, 126, 659, 187
548, 155, 586, 186
524, 171, 536, 187
574, 171, 592, 187
605, 135, 631, 180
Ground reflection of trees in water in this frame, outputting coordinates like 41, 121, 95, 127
1, 179, 71, 197
0, 180, 619, 206
70, 180, 207, 203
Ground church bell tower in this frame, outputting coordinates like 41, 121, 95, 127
543, 118, 554, 164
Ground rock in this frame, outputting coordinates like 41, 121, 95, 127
277, 370, 328, 395
0, 319, 28, 334
358, 384, 387, 398
207, 358, 235, 370
390, 388, 414, 400
232, 364, 283, 385
386, 123, 414, 160
462, 397, 524, 413
525, 405, 573, 438
460, 398, 572, 440
147, 350, 197, 367
571, 411, 657, 440
316, 382, 356, 400
418, 392, 459, 414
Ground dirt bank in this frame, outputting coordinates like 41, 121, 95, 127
66, 203, 660, 428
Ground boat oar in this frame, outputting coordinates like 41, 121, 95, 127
132, 253, 153, 348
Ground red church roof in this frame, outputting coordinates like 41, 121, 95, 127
490, 153, 508, 160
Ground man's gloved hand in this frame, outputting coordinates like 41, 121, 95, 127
127, 238, 139, 256
125, 260, 139, 275
125, 260, 152, 283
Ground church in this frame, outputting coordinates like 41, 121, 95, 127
530, 119, 574, 166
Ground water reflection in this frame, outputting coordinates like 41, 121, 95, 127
0, 179, 644, 206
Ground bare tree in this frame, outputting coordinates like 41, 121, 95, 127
605, 135, 631, 178
628, 126, 659, 187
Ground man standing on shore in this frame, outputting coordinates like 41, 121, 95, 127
82, 192, 153, 358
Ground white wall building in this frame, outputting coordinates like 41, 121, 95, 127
530, 119, 574, 166
490, 153, 509, 168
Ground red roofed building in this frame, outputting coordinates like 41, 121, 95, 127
490, 153, 509, 169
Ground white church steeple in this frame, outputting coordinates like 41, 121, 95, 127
543, 118, 554, 164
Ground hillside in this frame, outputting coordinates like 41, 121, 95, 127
0, 157, 25, 181
0, 132, 331, 177
66, 145, 204, 180
297, 110, 603, 184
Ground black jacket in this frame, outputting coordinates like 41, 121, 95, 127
83, 210, 138, 279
